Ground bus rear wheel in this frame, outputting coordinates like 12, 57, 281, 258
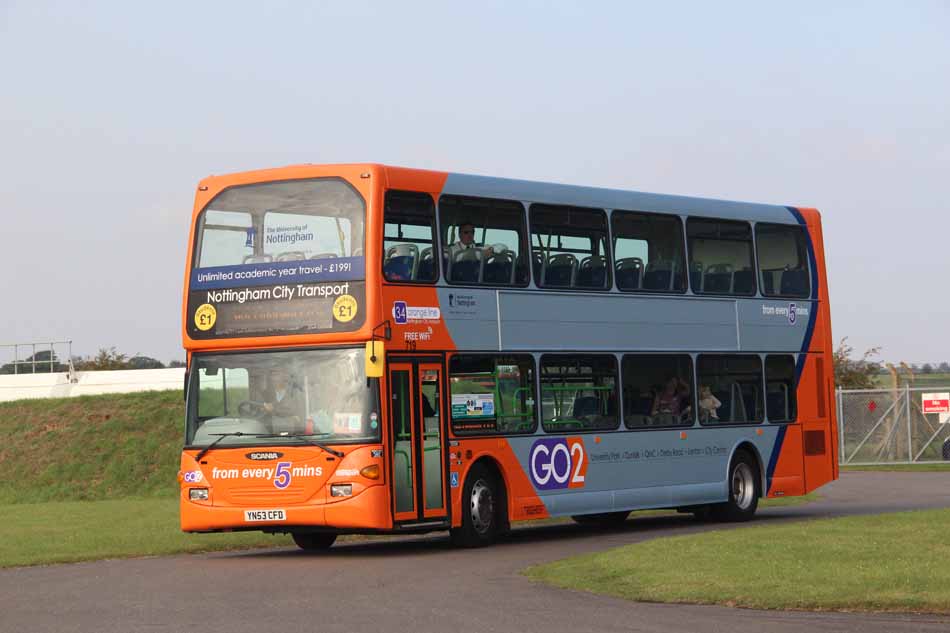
450, 463, 505, 548
711, 450, 760, 522
292, 532, 337, 551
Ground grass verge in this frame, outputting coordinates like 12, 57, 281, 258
0, 498, 292, 568
525, 508, 950, 613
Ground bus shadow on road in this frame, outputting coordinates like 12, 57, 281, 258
232, 509, 810, 561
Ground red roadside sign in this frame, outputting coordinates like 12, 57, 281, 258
922, 393, 950, 414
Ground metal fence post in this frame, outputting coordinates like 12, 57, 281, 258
837, 386, 845, 464
905, 384, 913, 462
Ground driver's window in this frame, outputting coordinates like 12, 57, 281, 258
197, 367, 249, 418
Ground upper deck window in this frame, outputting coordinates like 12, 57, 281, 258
687, 218, 756, 296
439, 196, 530, 286
383, 191, 438, 283
530, 205, 610, 290
756, 224, 811, 298
195, 178, 365, 267
611, 211, 686, 293
188, 178, 366, 339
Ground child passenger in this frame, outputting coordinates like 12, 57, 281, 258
698, 385, 722, 422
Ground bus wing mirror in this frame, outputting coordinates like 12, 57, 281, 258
365, 341, 385, 378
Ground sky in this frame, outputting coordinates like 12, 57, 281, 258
1, 1, 948, 365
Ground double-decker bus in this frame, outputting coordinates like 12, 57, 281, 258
180, 163, 836, 549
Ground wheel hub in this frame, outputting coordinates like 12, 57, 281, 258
470, 479, 494, 534
732, 462, 755, 510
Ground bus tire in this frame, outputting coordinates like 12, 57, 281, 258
571, 511, 630, 527
711, 450, 760, 522
450, 463, 504, 548
292, 532, 337, 551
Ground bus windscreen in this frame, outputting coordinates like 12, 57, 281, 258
187, 178, 366, 338
186, 347, 380, 448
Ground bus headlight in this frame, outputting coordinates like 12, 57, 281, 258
189, 488, 209, 501
330, 484, 353, 497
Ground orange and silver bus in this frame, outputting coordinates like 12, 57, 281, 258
180, 164, 836, 549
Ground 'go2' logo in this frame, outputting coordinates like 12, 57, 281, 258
529, 437, 587, 490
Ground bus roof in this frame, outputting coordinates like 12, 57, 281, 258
197, 163, 812, 225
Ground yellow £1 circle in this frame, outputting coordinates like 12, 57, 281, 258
332, 294, 358, 323
194, 303, 217, 331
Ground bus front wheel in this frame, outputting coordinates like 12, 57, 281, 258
711, 450, 760, 522
292, 532, 337, 551
451, 463, 504, 548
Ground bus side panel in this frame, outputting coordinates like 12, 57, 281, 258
798, 207, 837, 492
449, 438, 551, 528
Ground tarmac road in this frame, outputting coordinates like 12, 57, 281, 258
3, 471, 950, 633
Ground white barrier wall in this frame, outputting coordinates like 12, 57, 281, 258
0, 368, 185, 402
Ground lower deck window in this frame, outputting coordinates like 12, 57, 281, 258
622, 354, 695, 428
540, 354, 619, 432
449, 355, 536, 435
696, 355, 764, 424
765, 355, 797, 422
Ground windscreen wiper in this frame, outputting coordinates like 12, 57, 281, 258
254, 432, 345, 458
193, 432, 252, 462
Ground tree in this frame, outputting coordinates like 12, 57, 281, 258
833, 338, 881, 389
921, 363, 934, 374
168, 360, 186, 368
73, 347, 129, 371
128, 355, 165, 369
939, 362, 950, 373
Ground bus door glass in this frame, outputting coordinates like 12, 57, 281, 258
388, 360, 447, 523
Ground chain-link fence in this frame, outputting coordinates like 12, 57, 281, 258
838, 386, 950, 464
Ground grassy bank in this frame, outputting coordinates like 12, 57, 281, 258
526, 508, 950, 613
0, 391, 183, 504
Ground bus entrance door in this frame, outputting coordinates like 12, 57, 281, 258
388, 359, 448, 527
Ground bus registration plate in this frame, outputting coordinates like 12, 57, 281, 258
244, 509, 287, 522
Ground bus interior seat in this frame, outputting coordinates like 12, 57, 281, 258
483, 250, 515, 284
704, 264, 733, 293
672, 265, 687, 291
543, 253, 577, 287
416, 247, 435, 281
276, 251, 305, 262
572, 395, 600, 418
514, 254, 530, 285
741, 384, 759, 421
626, 414, 649, 428
762, 270, 776, 294
532, 252, 544, 284
450, 247, 481, 283
689, 261, 703, 293
576, 255, 608, 288
766, 385, 788, 421
384, 243, 418, 281
243, 254, 273, 264
642, 262, 673, 291
615, 257, 643, 290
713, 390, 731, 422
732, 268, 755, 294
781, 268, 809, 296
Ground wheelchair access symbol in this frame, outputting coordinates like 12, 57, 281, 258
393, 301, 408, 324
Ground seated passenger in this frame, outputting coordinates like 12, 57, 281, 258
652, 376, 690, 418
698, 384, 722, 422
448, 221, 493, 260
